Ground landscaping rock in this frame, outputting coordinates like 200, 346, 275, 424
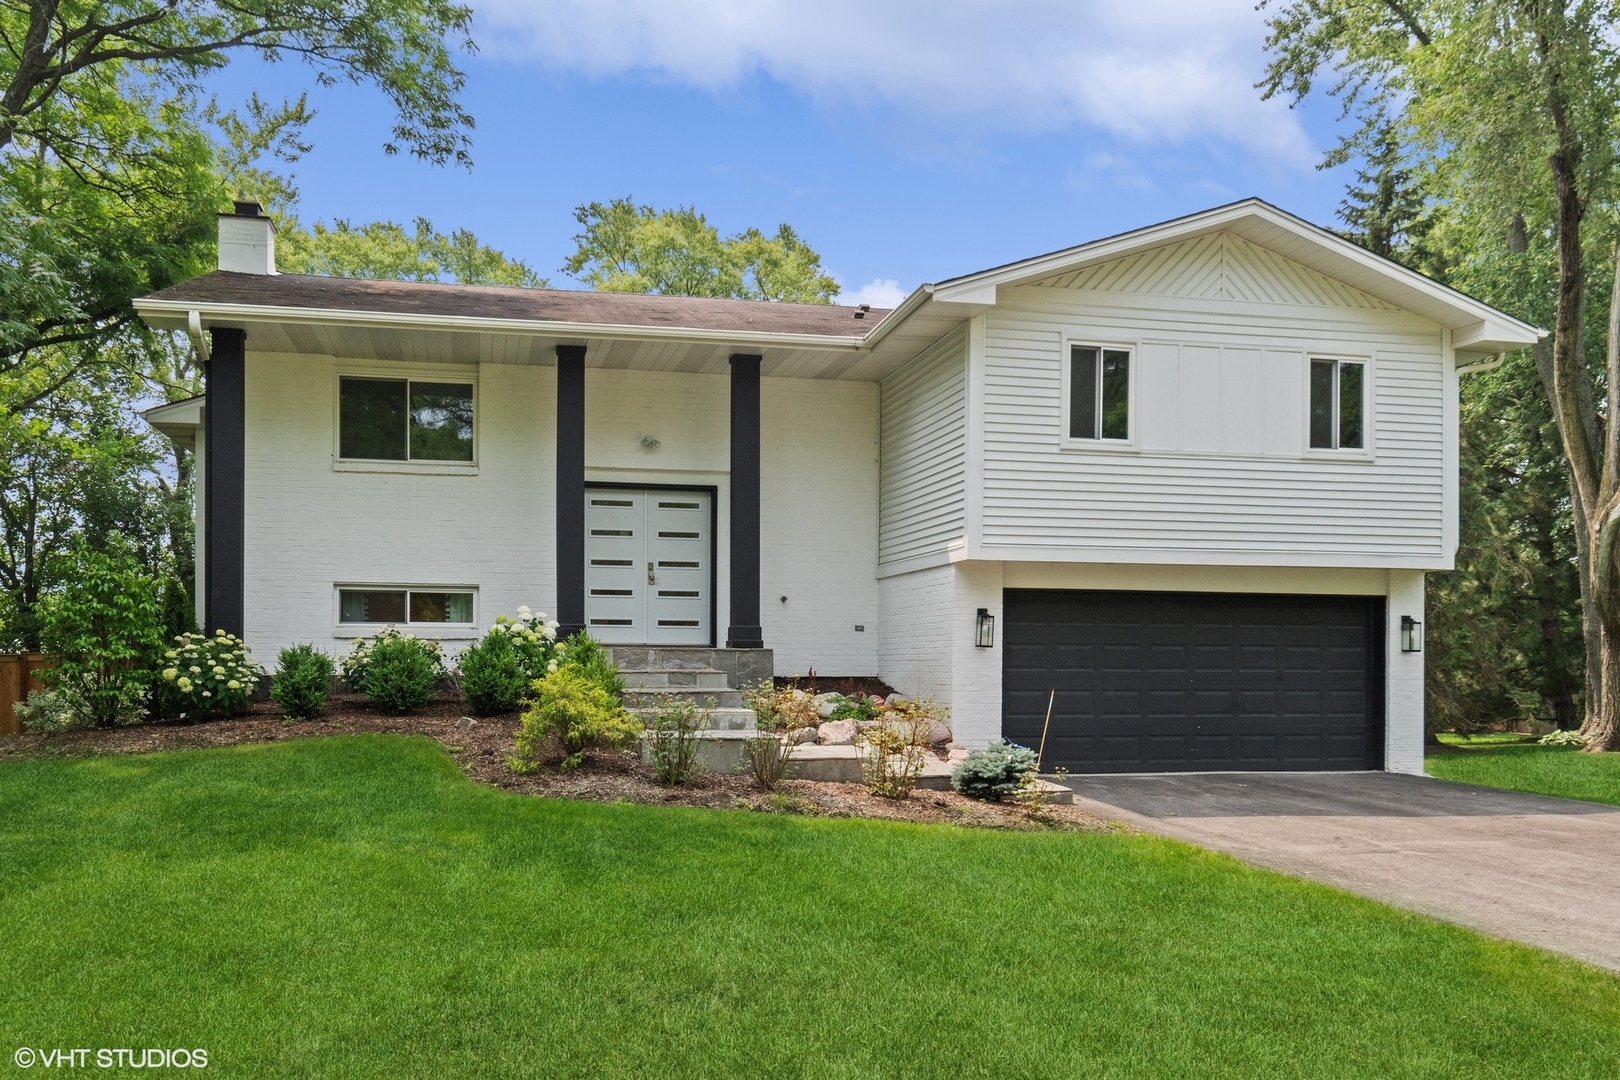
788, 726, 819, 745
924, 721, 953, 745
884, 693, 906, 706
947, 745, 972, 764
856, 720, 882, 732
817, 720, 856, 745
817, 697, 841, 719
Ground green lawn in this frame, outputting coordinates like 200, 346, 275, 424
3, 737, 1619, 1078
1428, 742, 1620, 807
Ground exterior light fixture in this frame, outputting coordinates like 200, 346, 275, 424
1401, 616, 1423, 653
975, 608, 995, 649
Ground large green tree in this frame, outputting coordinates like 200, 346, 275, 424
564, 198, 840, 303
1261, 0, 1620, 749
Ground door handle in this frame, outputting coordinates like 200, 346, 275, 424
647, 561, 655, 585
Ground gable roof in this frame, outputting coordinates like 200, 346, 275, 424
904, 198, 1540, 355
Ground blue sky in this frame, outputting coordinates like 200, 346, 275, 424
207, 0, 1353, 307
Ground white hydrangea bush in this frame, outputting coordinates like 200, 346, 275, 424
339, 627, 448, 692
488, 605, 566, 679
157, 630, 265, 722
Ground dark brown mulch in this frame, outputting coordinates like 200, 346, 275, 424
773, 675, 897, 699
0, 695, 1113, 832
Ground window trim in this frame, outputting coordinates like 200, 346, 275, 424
333, 583, 479, 639
1059, 336, 1137, 451
332, 365, 479, 471
1304, 354, 1374, 458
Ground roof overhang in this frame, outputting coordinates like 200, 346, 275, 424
917, 198, 1544, 357
143, 395, 204, 450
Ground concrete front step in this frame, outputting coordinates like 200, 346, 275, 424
624, 687, 745, 710
633, 706, 756, 731
621, 669, 731, 690
608, 646, 774, 688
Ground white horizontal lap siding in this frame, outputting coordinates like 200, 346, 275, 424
243, 354, 554, 663
979, 239, 1449, 565
879, 325, 967, 565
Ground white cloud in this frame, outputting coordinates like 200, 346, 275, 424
473, 0, 1314, 163
843, 278, 907, 308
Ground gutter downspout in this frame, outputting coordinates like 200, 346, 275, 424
187, 310, 211, 364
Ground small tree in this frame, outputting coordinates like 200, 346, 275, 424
40, 535, 163, 727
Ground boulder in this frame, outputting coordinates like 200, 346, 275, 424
856, 719, 882, 732
884, 692, 906, 706
947, 745, 972, 764
923, 721, 953, 745
816, 720, 856, 745
817, 697, 841, 719
788, 726, 819, 745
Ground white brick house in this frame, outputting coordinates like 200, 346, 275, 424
138, 199, 1539, 775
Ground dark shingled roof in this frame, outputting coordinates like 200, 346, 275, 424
143, 271, 890, 337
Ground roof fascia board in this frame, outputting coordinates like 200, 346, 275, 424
134, 297, 871, 353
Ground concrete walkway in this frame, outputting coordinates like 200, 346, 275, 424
1062, 772, 1620, 973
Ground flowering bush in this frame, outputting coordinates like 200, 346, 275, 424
341, 628, 447, 714
157, 630, 264, 723
457, 607, 566, 715
339, 627, 446, 692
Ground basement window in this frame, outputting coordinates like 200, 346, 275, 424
1069, 345, 1130, 441
339, 588, 475, 625
339, 377, 474, 462
1309, 359, 1365, 450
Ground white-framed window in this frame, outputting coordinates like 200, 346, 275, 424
337, 586, 476, 626
337, 375, 475, 463
1308, 357, 1366, 450
1064, 342, 1132, 443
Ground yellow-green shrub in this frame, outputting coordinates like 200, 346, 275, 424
508, 666, 641, 772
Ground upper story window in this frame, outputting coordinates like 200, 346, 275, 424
339, 376, 474, 462
1070, 345, 1130, 441
1309, 359, 1365, 450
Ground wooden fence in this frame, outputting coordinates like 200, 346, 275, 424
0, 654, 50, 736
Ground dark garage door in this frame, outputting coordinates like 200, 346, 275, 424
1003, 590, 1384, 773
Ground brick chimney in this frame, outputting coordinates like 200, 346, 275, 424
217, 199, 278, 275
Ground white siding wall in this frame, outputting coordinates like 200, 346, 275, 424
241, 354, 879, 675
879, 325, 967, 567
1385, 568, 1426, 774
977, 232, 1450, 567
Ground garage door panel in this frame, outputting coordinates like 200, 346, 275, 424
1003, 590, 1384, 773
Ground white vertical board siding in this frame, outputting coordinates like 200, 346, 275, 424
243, 353, 554, 663
761, 376, 880, 676
981, 231, 1450, 566
1385, 569, 1426, 774
241, 357, 879, 675
879, 326, 967, 566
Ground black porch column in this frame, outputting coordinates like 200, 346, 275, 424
727, 353, 764, 649
205, 327, 246, 639
555, 344, 587, 638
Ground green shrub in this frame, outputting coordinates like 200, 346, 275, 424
742, 682, 818, 731
951, 740, 1037, 800
14, 687, 84, 733
559, 630, 624, 701
364, 634, 443, 714
828, 695, 879, 723
457, 629, 529, 715
509, 666, 640, 772
645, 694, 710, 785
156, 630, 263, 723
741, 731, 795, 791
40, 536, 164, 728
496, 606, 565, 681
271, 645, 334, 720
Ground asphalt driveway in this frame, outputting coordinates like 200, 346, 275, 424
1062, 772, 1620, 973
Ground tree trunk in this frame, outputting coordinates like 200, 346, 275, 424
1593, 620, 1620, 750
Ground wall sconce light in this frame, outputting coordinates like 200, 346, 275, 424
1401, 616, 1423, 653
975, 608, 995, 649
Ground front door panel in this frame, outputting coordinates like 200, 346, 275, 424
584, 488, 711, 644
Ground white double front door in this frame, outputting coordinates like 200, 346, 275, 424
584, 487, 712, 644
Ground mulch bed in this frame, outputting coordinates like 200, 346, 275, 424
0, 695, 1113, 833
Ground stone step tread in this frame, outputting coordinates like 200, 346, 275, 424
624, 688, 745, 706
633, 707, 756, 731
622, 671, 732, 688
